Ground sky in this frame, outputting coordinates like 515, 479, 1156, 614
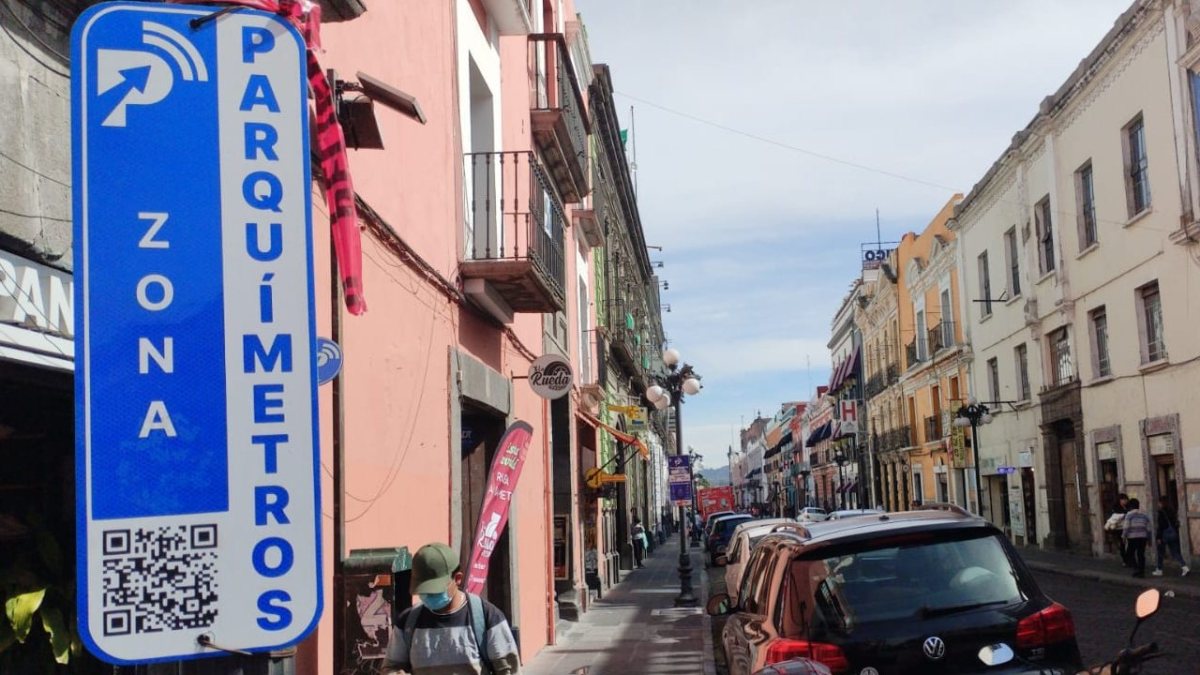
575, 0, 1134, 470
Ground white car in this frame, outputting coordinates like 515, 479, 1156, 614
720, 518, 804, 603
827, 508, 885, 520
796, 507, 829, 522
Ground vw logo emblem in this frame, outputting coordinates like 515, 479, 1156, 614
923, 636, 946, 661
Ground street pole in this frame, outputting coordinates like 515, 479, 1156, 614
675, 396, 697, 607
972, 418, 983, 517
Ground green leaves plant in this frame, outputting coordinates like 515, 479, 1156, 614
5, 588, 45, 642
40, 606, 69, 664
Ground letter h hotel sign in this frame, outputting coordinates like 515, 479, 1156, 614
72, 4, 320, 663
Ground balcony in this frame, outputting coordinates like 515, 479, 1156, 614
923, 415, 943, 444
906, 339, 922, 369
881, 425, 913, 451
481, 0, 532, 34
529, 34, 590, 204
462, 151, 566, 319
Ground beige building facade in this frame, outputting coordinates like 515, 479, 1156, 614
954, 0, 1200, 560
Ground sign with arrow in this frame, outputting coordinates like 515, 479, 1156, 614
73, 3, 320, 664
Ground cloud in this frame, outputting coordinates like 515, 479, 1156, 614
577, 0, 1133, 449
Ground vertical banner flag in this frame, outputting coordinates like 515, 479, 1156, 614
668, 455, 693, 504
73, 3, 320, 663
465, 421, 535, 595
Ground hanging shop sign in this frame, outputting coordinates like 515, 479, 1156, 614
528, 353, 573, 399
465, 421, 535, 594
73, 3, 319, 663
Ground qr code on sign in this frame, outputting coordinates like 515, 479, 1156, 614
100, 524, 219, 636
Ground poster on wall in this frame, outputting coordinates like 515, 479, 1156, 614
465, 421, 535, 594
1008, 482, 1026, 538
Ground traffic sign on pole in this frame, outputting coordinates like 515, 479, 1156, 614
72, 3, 321, 663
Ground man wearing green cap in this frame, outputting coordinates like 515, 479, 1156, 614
382, 543, 521, 674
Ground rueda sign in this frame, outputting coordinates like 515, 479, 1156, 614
528, 353, 573, 399
73, 3, 320, 663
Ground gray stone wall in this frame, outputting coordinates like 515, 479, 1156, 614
0, 2, 76, 270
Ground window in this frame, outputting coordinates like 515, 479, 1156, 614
986, 357, 1000, 403
915, 309, 927, 360
1125, 116, 1151, 216
1138, 282, 1165, 363
1090, 307, 1111, 378
1015, 344, 1030, 401
977, 251, 992, 317
1049, 327, 1073, 386
1004, 228, 1021, 297
939, 288, 953, 347
577, 278, 591, 383
1076, 161, 1098, 249
1036, 197, 1055, 274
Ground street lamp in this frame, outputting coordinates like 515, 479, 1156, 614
953, 397, 993, 516
834, 450, 848, 510
645, 350, 702, 607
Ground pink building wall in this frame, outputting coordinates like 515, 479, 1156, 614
292, 0, 586, 670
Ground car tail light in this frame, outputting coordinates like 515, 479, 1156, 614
765, 639, 849, 673
1016, 603, 1075, 648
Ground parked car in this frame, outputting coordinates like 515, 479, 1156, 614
707, 514, 753, 565
701, 510, 737, 549
721, 519, 805, 603
796, 507, 828, 522
827, 508, 885, 520
708, 507, 1082, 675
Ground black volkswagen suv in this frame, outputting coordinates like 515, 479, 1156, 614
709, 506, 1082, 674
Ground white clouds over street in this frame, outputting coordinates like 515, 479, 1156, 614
578, 0, 1133, 466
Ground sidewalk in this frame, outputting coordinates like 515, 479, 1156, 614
1019, 545, 1200, 599
524, 537, 716, 675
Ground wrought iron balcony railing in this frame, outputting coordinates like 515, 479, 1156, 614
529, 33, 590, 204
462, 151, 566, 313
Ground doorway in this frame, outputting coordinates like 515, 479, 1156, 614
1021, 467, 1038, 546
460, 407, 513, 620
1154, 456, 1178, 515
1099, 459, 1119, 554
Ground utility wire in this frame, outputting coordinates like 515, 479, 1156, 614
614, 89, 961, 194
614, 90, 1181, 235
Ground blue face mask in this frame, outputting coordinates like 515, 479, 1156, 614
420, 591, 453, 611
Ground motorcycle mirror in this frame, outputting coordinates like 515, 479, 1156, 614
977, 643, 1015, 667
706, 592, 732, 616
1135, 588, 1160, 619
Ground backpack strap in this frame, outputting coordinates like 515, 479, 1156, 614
403, 598, 422, 634
467, 593, 492, 675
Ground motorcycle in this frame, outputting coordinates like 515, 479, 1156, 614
977, 587, 1167, 674
752, 588, 1167, 675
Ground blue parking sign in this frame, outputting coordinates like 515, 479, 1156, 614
73, 3, 321, 663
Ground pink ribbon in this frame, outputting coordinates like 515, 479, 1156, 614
169, 0, 367, 314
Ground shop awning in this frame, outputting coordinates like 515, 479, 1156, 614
805, 421, 833, 447
581, 413, 649, 460
828, 358, 844, 391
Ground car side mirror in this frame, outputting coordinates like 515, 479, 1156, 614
706, 592, 732, 616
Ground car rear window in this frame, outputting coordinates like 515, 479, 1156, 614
781, 530, 1028, 636
717, 517, 752, 537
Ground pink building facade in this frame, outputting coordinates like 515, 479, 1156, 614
297, 1, 613, 671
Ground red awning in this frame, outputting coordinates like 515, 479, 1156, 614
581, 413, 649, 460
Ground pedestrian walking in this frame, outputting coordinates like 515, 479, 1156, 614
383, 542, 521, 675
631, 517, 647, 568
1105, 493, 1134, 568
1153, 496, 1190, 577
1122, 498, 1152, 578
